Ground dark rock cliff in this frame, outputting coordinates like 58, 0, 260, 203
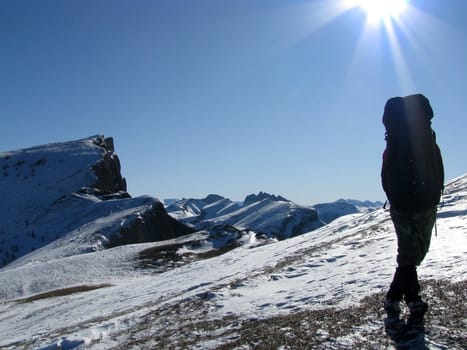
90, 136, 128, 196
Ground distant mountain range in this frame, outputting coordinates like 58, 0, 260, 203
0, 135, 380, 267
165, 194, 382, 240
166, 192, 322, 240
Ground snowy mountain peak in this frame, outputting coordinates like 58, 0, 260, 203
203, 194, 225, 204
243, 191, 289, 206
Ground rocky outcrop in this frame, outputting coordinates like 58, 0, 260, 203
91, 136, 128, 195
111, 202, 195, 247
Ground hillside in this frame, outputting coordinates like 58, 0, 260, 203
0, 173, 465, 349
0, 135, 191, 267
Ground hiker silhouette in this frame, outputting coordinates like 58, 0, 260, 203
380, 94, 444, 326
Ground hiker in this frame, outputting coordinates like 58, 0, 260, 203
381, 94, 444, 326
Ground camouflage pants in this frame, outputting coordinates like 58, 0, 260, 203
386, 207, 437, 303
390, 207, 437, 267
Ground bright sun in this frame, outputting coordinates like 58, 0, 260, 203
353, 0, 408, 22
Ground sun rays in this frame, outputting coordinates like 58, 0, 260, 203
343, 0, 415, 91
235, 0, 456, 99
274, 0, 462, 108
349, 0, 408, 24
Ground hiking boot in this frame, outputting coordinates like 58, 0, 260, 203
407, 300, 428, 325
384, 298, 401, 319
384, 299, 404, 331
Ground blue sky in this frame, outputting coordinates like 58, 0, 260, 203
1, 0, 466, 205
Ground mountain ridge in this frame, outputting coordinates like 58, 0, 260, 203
166, 192, 383, 236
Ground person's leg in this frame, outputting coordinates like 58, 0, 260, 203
399, 208, 436, 303
385, 266, 404, 321
391, 210, 420, 267
386, 210, 422, 322
402, 265, 420, 304
411, 208, 437, 266
389, 208, 436, 324
387, 265, 419, 303
406, 209, 436, 324
387, 266, 404, 301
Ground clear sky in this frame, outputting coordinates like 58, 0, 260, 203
1, 0, 466, 205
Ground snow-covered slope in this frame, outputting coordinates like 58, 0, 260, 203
0, 135, 190, 267
0, 174, 465, 349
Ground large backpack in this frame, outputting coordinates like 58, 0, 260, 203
381, 94, 444, 212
